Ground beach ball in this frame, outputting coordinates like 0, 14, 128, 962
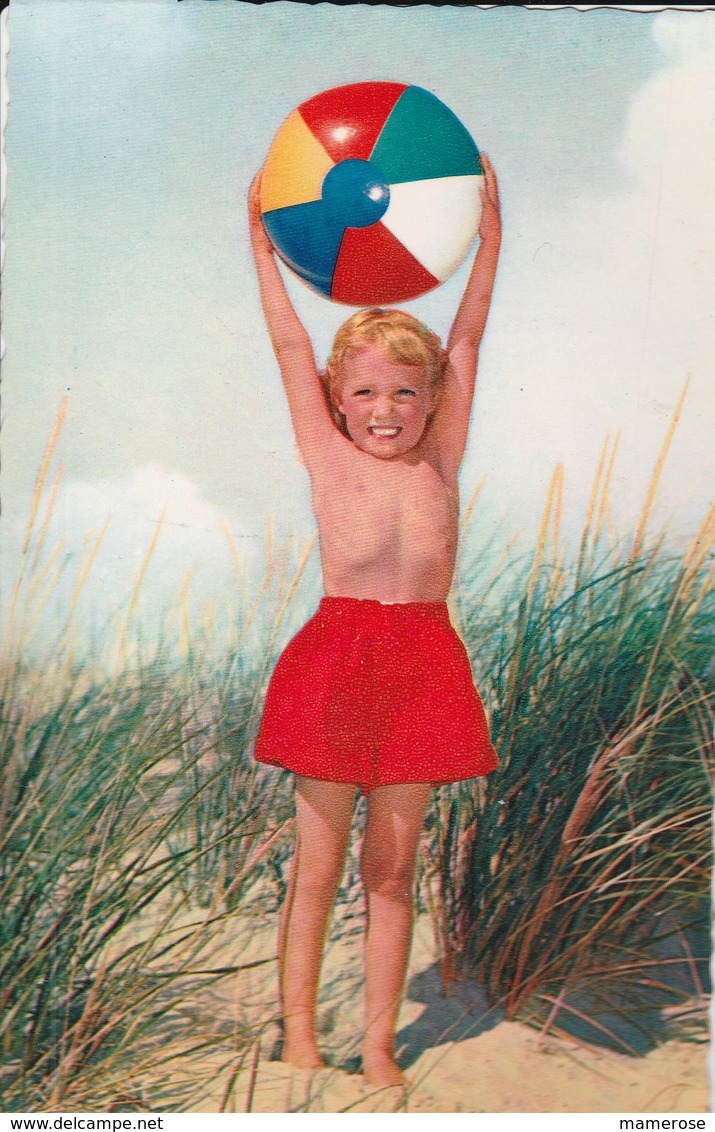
259, 82, 484, 306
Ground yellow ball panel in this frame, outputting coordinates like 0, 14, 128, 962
260, 110, 335, 213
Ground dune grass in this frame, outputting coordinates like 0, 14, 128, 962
0, 415, 301, 1110
1, 659, 254, 1109
2, 398, 711, 1109
432, 418, 713, 1039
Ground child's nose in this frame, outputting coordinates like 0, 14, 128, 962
374, 395, 392, 418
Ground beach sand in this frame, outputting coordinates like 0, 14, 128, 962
150, 903, 709, 1114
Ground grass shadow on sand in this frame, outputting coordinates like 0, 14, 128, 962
520, 916, 711, 1057
397, 963, 505, 1069
396, 914, 710, 1075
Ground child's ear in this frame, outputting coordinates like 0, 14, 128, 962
322, 372, 343, 412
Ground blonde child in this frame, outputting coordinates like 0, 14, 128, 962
248, 155, 501, 1087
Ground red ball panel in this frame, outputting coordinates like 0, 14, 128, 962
298, 81, 408, 165
331, 222, 440, 306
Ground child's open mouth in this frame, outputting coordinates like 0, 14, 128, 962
368, 426, 401, 439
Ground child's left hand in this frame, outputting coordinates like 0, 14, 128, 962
478, 153, 501, 246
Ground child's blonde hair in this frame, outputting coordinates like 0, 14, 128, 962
322, 309, 447, 433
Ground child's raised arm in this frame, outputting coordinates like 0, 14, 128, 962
248, 173, 336, 466
432, 155, 501, 472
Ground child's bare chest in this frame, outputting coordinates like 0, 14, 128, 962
311, 449, 459, 598
319, 449, 452, 524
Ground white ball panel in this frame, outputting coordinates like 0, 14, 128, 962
381, 175, 483, 281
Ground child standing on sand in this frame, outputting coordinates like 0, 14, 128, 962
248, 154, 501, 1087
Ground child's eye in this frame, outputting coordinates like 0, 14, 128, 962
352, 388, 372, 397
397, 388, 417, 397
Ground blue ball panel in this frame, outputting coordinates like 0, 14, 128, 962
262, 200, 345, 297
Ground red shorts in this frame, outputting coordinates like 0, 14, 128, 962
254, 597, 498, 794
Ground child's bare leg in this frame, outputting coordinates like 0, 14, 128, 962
360, 782, 432, 1086
279, 775, 356, 1069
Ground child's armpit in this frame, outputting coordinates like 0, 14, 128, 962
447, 336, 476, 376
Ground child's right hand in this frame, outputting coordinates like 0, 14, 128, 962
248, 172, 274, 255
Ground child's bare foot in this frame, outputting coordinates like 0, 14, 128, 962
361, 1045, 407, 1087
281, 1038, 326, 1071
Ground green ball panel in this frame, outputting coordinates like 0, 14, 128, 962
370, 85, 482, 185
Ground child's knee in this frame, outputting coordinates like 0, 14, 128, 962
360, 851, 415, 901
294, 847, 345, 894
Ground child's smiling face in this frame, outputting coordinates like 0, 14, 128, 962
337, 345, 436, 460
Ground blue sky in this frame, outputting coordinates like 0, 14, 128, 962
2, 1, 714, 632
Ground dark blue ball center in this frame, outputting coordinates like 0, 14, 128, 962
321, 159, 390, 229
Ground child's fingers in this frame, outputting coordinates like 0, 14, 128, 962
480, 153, 496, 193
248, 172, 268, 230
249, 170, 263, 203
479, 153, 499, 208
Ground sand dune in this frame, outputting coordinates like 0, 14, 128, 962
156, 908, 709, 1114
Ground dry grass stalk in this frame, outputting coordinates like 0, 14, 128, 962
630, 377, 690, 564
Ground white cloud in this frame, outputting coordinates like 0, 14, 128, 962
2, 460, 322, 659
468, 12, 715, 547
6, 465, 265, 642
